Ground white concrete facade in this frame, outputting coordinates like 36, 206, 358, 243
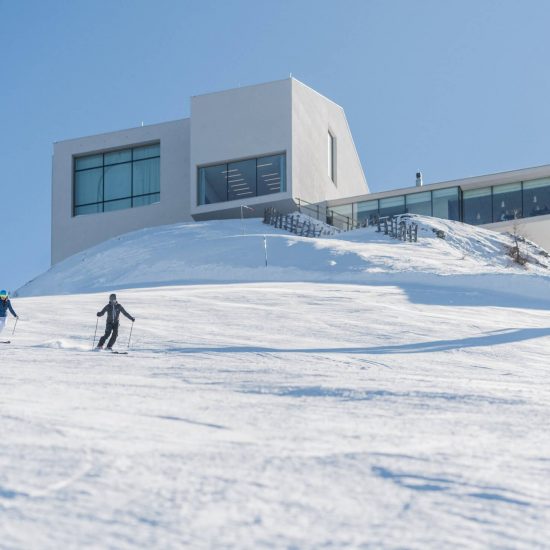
51, 78, 369, 264
52, 120, 189, 264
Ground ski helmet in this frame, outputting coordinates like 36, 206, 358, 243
109, 293, 117, 302
0, 290, 7, 299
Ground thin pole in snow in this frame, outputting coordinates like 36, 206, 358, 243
264, 235, 268, 267
11, 317, 18, 336
92, 317, 99, 349
240, 205, 254, 235
128, 320, 134, 349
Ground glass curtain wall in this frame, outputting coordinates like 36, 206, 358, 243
325, 179, 550, 230
328, 204, 353, 229
432, 187, 460, 220
356, 200, 379, 225
405, 191, 431, 215
492, 183, 522, 222
463, 188, 492, 225
379, 196, 405, 218
522, 178, 550, 217
74, 143, 160, 216
198, 153, 286, 206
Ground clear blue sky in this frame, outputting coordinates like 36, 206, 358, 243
3, 0, 550, 291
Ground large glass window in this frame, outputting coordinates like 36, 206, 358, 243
406, 191, 432, 216
523, 178, 550, 218
197, 153, 286, 206
133, 157, 160, 196
104, 163, 132, 201
328, 204, 353, 230
73, 143, 160, 216
227, 159, 256, 201
356, 200, 379, 225
432, 187, 460, 220
492, 183, 522, 222
199, 165, 227, 204
257, 155, 286, 196
463, 187, 492, 225
74, 168, 103, 207
379, 195, 405, 218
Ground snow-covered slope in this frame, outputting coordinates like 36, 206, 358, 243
16, 216, 550, 301
3, 282, 550, 548
4, 216, 550, 548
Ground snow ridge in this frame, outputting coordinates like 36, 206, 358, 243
17, 216, 550, 302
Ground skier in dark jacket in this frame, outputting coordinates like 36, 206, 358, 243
0, 290, 18, 336
96, 293, 135, 350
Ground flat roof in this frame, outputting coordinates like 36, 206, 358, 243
327, 162, 550, 206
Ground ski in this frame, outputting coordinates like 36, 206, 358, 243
110, 351, 128, 355
0, 341, 10, 344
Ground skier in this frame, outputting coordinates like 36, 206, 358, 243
0, 290, 18, 336
96, 293, 135, 350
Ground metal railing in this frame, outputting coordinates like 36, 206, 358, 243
296, 198, 365, 231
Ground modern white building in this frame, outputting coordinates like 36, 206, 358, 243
51, 78, 368, 264
325, 163, 550, 251
52, 77, 550, 265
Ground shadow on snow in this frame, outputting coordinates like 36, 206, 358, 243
157, 327, 550, 356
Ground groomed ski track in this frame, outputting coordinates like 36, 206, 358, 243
2, 281, 550, 549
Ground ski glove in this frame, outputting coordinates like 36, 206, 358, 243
97, 312, 102, 317
131, 317, 135, 322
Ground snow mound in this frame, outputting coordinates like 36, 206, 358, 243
17, 216, 550, 301
33, 339, 89, 351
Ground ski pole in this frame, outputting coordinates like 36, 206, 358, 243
127, 320, 134, 349
12, 317, 18, 336
92, 317, 99, 349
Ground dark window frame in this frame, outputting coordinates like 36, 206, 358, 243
197, 152, 286, 207
73, 142, 160, 217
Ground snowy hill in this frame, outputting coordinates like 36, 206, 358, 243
4, 216, 550, 548
16, 215, 550, 301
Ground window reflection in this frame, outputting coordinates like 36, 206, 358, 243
492, 183, 522, 222
227, 159, 256, 201
463, 188, 492, 225
432, 187, 460, 220
379, 196, 405, 218
257, 155, 286, 196
406, 192, 431, 216
523, 178, 550, 217
74, 143, 160, 216
356, 200, 379, 225
198, 165, 227, 204
198, 153, 286, 206
328, 204, 353, 229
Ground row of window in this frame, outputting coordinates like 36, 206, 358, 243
328, 177, 550, 229
74, 144, 160, 216
329, 187, 461, 228
73, 141, 550, 229
462, 179, 550, 224
198, 153, 286, 206
73, 147, 287, 216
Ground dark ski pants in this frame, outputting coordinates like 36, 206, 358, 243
98, 321, 119, 348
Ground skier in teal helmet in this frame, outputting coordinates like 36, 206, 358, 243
0, 290, 18, 336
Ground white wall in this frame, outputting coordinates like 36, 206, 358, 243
291, 79, 369, 205
485, 214, 550, 252
190, 79, 293, 218
51, 119, 190, 264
